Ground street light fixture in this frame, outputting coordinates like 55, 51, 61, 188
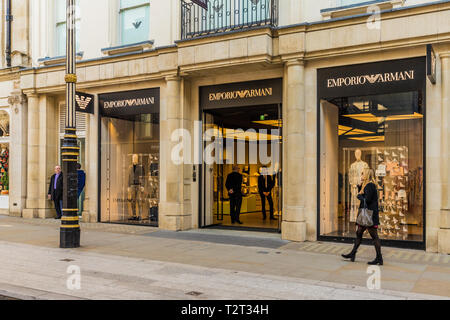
60, 0, 80, 248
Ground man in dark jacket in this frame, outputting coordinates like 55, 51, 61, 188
77, 163, 86, 216
48, 165, 63, 219
225, 165, 243, 224
258, 166, 276, 220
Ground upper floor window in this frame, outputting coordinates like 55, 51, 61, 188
55, 0, 80, 56
119, 0, 150, 46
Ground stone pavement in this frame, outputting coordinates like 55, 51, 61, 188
0, 215, 449, 300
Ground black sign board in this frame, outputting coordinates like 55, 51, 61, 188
192, 0, 208, 10
200, 78, 283, 110
317, 57, 426, 99
427, 44, 436, 85
99, 88, 160, 117
75, 92, 95, 114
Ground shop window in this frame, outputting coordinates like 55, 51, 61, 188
0, 145, 9, 196
119, 0, 150, 46
0, 111, 9, 138
319, 91, 424, 242
100, 89, 160, 226
55, 0, 80, 56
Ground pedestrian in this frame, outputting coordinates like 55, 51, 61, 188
258, 166, 276, 221
225, 165, 243, 225
48, 165, 63, 219
77, 163, 86, 216
342, 168, 383, 265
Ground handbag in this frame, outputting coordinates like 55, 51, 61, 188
356, 198, 374, 227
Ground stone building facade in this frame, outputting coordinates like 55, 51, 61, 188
0, 0, 449, 253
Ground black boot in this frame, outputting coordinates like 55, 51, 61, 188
342, 242, 360, 262
368, 249, 383, 265
368, 255, 383, 265
368, 238, 383, 265
341, 252, 356, 262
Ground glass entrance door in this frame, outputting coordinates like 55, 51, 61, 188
201, 104, 282, 231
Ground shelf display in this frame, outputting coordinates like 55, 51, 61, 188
376, 146, 409, 239
340, 146, 421, 240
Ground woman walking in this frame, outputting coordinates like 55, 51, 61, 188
342, 168, 383, 265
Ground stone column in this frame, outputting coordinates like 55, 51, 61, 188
282, 60, 307, 242
22, 94, 57, 219
8, 88, 27, 217
438, 52, 450, 254
159, 76, 191, 231
22, 93, 39, 219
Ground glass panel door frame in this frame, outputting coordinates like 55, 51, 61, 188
199, 104, 283, 233
316, 89, 427, 250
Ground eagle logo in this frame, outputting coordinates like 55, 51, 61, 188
133, 21, 142, 29
76, 95, 92, 110
365, 74, 381, 84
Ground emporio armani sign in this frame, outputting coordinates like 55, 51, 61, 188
209, 88, 273, 102
75, 92, 94, 114
99, 88, 160, 117
103, 97, 155, 109
327, 70, 415, 88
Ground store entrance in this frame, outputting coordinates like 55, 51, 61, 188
201, 104, 282, 231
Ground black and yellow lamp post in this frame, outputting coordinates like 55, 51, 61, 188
60, 0, 80, 248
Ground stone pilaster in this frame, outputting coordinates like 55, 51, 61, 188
7, 88, 27, 217
82, 95, 99, 223
282, 60, 307, 242
23, 94, 58, 219
159, 76, 191, 231
438, 52, 450, 254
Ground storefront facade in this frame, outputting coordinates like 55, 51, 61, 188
317, 57, 427, 249
9, 2, 450, 253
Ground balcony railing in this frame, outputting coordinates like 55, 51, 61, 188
181, 0, 278, 40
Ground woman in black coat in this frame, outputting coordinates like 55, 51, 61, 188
342, 168, 383, 265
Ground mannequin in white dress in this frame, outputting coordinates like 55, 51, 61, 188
349, 149, 369, 222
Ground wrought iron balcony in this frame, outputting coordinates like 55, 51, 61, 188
181, 0, 278, 40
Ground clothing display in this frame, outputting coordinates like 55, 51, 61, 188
348, 158, 369, 222
0, 147, 9, 193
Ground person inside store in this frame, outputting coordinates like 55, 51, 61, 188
258, 166, 276, 221
48, 165, 63, 220
225, 165, 243, 225
77, 163, 86, 216
342, 167, 383, 265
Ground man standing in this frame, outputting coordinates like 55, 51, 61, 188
258, 166, 276, 221
225, 165, 243, 225
48, 165, 63, 219
77, 163, 86, 216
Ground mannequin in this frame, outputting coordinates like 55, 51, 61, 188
128, 154, 145, 221
348, 149, 369, 222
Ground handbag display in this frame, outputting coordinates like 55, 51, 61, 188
356, 198, 374, 227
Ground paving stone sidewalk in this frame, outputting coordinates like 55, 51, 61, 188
0, 216, 449, 299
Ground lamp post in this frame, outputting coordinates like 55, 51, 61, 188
60, 0, 80, 248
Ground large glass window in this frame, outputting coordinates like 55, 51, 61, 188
319, 91, 424, 242
55, 0, 80, 56
101, 112, 159, 226
119, 0, 150, 45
